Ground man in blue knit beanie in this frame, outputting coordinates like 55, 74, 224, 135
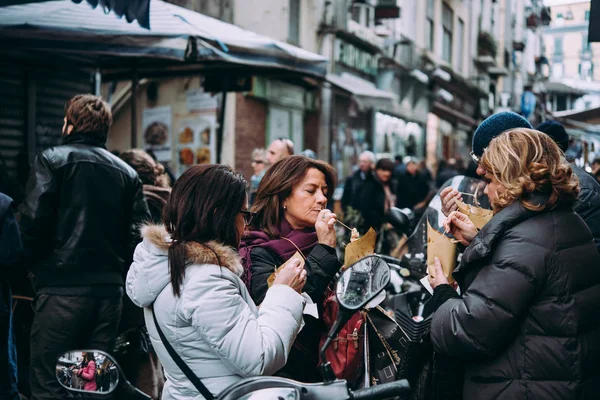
440, 112, 532, 215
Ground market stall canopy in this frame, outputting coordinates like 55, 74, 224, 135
0, 0, 327, 78
327, 73, 396, 111
3, 0, 150, 29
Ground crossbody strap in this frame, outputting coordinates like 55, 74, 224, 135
151, 305, 215, 400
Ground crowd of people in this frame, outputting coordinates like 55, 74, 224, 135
0, 93, 599, 400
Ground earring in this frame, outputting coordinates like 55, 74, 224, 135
283, 205, 287, 210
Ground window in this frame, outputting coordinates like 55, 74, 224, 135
350, 4, 374, 27
426, 0, 435, 51
553, 63, 564, 79
585, 10, 590, 21
288, 0, 300, 45
442, 3, 454, 63
455, 18, 464, 72
554, 37, 563, 56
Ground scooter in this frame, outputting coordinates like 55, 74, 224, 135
56, 254, 410, 400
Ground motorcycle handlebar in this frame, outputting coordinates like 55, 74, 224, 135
350, 380, 410, 400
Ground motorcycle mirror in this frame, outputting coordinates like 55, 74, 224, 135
386, 207, 410, 233
319, 255, 391, 382
55, 350, 119, 395
336, 255, 391, 310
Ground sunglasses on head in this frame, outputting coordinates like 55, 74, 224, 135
239, 210, 257, 226
470, 150, 481, 164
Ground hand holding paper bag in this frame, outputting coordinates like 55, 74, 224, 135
455, 200, 493, 230
427, 222, 457, 284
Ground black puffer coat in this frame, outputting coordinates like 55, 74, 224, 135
572, 165, 600, 251
431, 195, 600, 400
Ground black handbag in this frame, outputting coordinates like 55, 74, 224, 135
150, 305, 215, 400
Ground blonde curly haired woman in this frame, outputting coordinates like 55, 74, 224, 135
429, 129, 600, 400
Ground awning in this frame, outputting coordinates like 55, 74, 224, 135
327, 73, 396, 111
4, 0, 151, 29
544, 81, 586, 96
0, 0, 327, 78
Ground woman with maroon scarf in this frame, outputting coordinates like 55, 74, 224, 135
240, 155, 342, 383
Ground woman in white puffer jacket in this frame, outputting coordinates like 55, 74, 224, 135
126, 165, 307, 400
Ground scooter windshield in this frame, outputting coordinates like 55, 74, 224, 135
404, 175, 490, 262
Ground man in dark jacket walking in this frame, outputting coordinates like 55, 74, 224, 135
19, 94, 151, 400
341, 151, 375, 213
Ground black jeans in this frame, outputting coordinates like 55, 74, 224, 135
29, 294, 122, 400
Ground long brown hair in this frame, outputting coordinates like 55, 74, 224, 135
250, 155, 336, 238
164, 165, 247, 297
120, 149, 171, 188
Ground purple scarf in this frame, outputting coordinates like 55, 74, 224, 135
239, 219, 318, 289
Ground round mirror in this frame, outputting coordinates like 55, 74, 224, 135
336, 255, 391, 310
56, 350, 119, 395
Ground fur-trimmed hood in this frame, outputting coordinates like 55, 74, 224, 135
140, 224, 243, 276
126, 224, 243, 308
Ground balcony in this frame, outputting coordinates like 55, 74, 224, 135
476, 31, 497, 69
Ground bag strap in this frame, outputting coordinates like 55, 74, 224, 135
280, 237, 307, 260
151, 305, 215, 400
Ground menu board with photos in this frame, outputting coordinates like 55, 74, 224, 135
174, 114, 216, 176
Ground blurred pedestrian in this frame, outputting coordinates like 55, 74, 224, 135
249, 148, 268, 205
341, 151, 375, 214
120, 148, 171, 223
19, 94, 151, 400
0, 192, 23, 400
266, 137, 294, 165
355, 158, 397, 233
396, 158, 430, 212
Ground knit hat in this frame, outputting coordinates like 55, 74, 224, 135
472, 112, 533, 158
536, 120, 569, 152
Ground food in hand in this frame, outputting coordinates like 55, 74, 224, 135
455, 200, 493, 229
350, 228, 359, 242
427, 221, 457, 284
267, 252, 305, 287
344, 228, 376, 269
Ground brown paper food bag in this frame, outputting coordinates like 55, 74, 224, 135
456, 200, 493, 230
344, 227, 377, 269
427, 221, 457, 284
267, 251, 305, 287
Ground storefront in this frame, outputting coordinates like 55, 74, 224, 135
0, 59, 94, 193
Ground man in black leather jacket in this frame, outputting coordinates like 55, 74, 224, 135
19, 94, 150, 400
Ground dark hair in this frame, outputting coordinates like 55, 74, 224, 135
376, 158, 395, 172
164, 165, 247, 297
120, 149, 170, 188
251, 155, 336, 238
64, 94, 112, 141
82, 352, 95, 365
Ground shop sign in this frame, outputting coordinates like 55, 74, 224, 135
334, 38, 380, 76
